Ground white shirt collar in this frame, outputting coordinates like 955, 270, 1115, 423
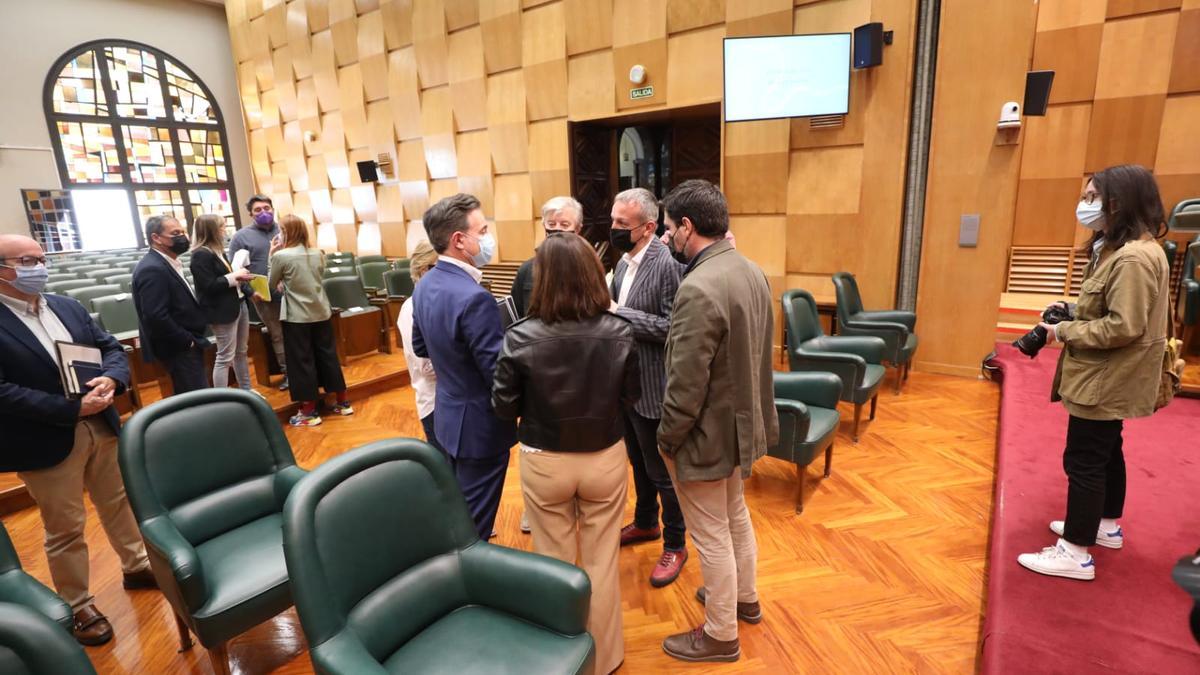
153, 247, 183, 270
623, 240, 651, 267
0, 291, 40, 316
438, 255, 484, 284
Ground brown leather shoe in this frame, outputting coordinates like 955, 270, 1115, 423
649, 548, 687, 588
73, 605, 114, 646
662, 624, 740, 663
695, 586, 763, 624
619, 523, 661, 547
123, 567, 158, 590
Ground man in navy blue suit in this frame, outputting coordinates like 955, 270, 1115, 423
132, 215, 211, 394
412, 193, 516, 538
0, 234, 155, 647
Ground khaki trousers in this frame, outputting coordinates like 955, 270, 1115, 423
663, 456, 758, 642
520, 442, 627, 675
18, 418, 149, 611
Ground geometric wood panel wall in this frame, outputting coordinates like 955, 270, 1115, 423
1016, 0, 1200, 249
226, 0, 917, 315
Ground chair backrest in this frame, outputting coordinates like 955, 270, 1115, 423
282, 439, 479, 661
325, 252, 355, 265
1164, 240, 1179, 277
1186, 241, 1200, 283
0, 522, 21, 575
119, 389, 302, 550
64, 285, 122, 311
323, 265, 358, 279
46, 279, 92, 293
113, 261, 139, 272
46, 271, 82, 281
392, 258, 411, 271
0, 603, 97, 675
62, 264, 107, 274
83, 269, 116, 282
91, 257, 126, 266
323, 276, 371, 310
782, 289, 825, 348
831, 272, 864, 322
358, 254, 387, 265
358, 261, 390, 289
92, 294, 140, 334
105, 273, 135, 292
1168, 198, 1200, 234
383, 269, 415, 297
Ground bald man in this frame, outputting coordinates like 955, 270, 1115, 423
0, 235, 154, 646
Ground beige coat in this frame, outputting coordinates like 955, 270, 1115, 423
658, 241, 780, 482
1052, 237, 1170, 420
268, 246, 332, 323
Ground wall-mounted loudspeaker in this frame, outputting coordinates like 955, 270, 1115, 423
853, 22, 892, 69
356, 160, 378, 183
1023, 71, 1055, 117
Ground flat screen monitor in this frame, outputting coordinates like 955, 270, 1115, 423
723, 33, 852, 122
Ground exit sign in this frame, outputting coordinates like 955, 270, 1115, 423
630, 86, 654, 100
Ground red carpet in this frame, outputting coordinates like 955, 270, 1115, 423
982, 343, 1200, 674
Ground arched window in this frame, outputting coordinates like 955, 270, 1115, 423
44, 40, 240, 248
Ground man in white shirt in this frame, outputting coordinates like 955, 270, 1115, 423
608, 187, 690, 588
0, 234, 154, 646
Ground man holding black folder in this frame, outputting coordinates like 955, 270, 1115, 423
0, 234, 153, 647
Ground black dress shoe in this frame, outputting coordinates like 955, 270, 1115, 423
123, 567, 158, 590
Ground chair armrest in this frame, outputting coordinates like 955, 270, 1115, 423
273, 466, 308, 507
460, 541, 590, 636
856, 310, 916, 331
770, 400, 812, 463
140, 516, 205, 612
841, 319, 909, 335
386, 294, 407, 303
814, 335, 887, 364
0, 570, 73, 631
367, 298, 388, 308
310, 630, 390, 675
774, 372, 843, 410
1183, 279, 1199, 324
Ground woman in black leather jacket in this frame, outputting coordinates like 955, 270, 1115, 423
492, 232, 640, 675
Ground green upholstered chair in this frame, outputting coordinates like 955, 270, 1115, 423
0, 522, 72, 632
104, 273, 135, 292
62, 264, 108, 275
282, 438, 596, 675
46, 279, 93, 294
391, 257, 411, 271
832, 272, 918, 393
323, 276, 391, 360
0, 603, 96, 675
325, 252, 355, 267
118, 388, 306, 675
1164, 240, 1179, 278
358, 261, 390, 294
46, 271, 83, 282
92, 293, 140, 342
64, 285, 122, 312
1180, 239, 1200, 350
357, 254, 387, 265
783, 289, 886, 442
383, 269, 414, 299
81, 269, 115, 282
768, 372, 843, 514
323, 265, 359, 279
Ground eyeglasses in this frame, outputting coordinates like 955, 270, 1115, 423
1080, 192, 1102, 205
0, 256, 49, 267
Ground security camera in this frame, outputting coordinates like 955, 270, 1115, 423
998, 101, 1021, 129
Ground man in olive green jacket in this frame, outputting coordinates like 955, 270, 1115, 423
656, 180, 778, 663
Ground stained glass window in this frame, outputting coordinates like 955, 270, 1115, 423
46, 41, 240, 246
21, 189, 80, 252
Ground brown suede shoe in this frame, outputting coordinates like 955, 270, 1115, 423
73, 605, 114, 646
123, 567, 158, 590
695, 586, 763, 624
649, 548, 687, 588
662, 624, 740, 663
620, 523, 661, 547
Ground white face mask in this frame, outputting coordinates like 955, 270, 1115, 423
469, 232, 496, 268
1076, 200, 1105, 231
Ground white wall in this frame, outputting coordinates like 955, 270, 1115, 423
0, 0, 254, 239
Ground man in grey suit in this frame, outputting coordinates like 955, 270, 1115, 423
609, 187, 689, 587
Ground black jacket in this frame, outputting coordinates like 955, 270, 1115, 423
132, 250, 209, 363
512, 257, 535, 318
189, 246, 245, 325
0, 294, 129, 471
492, 312, 641, 452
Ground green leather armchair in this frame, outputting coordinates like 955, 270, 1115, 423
358, 261, 391, 294
768, 372, 843, 514
118, 388, 307, 675
0, 522, 72, 632
0, 603, 96, 675
282, 438, 596, 675
383, 268, 415, 299
1180, 240, 1199, 350
832, 272, 918, 393
783, 289, 886, 442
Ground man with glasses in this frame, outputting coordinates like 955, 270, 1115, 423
229, 195, 288, 389
0, 234, 155, 647
511, 196, 585, 318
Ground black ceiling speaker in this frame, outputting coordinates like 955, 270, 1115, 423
356, 160, 379, 183
853, 22, 892, 69
1024, 70, 1055, 117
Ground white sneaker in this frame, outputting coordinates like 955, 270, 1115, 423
1017, 541, 1095, 580
1049, 521, 1123, 549
520, 512, 531, 534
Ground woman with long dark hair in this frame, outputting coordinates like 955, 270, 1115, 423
492, 233, 640, 674
1018, 164, 1172, 580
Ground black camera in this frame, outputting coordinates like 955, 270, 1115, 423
1013, 303, 1074, 358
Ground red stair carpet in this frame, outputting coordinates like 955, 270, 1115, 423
982, 343, 1200, 674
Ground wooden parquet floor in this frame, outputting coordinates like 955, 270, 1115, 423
1, 368, 999, 674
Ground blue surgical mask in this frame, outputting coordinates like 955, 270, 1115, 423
471, 232, 496, 268
0, 263, 49, 295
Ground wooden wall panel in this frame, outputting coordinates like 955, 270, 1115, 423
1012, 178, 1084, 247
387, 47, 423, 140
523, 2, 570, 121
612, 0, 668, 109
1154, 94, 1200, 175
666, 26, 724, 108
448, 27, 489, 131
528, 118, 571, 211
397, 139, 430, 217
412, 0, 450, 88
494, 174, 535, 260
444, 0, 480, 31
480, 0, 523, 72
1084, 94, 1166, 171
565, 0, 613, 55
305, 0, 330, 32
726, 0, 791, 37
330, 13, 359, 67
337, 64, 368, 148
456, 130, 496, 214
786, 146, 864, 215
420, 86, 458, 179
1169, 8, 1200, 93
792, 0, 871, 33
1093, 12, 1178, 99
1018, 103, 1092, 180
668, 0, 725, 34
1107, 0, 1181, 18
567, 51, 615, 119
1032, 25, 1103, 104
724, 121, 790, 215
486, 70, 530, 173
380, 0, 413, 50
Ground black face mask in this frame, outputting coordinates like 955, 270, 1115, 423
609, 226, 640, 253
668, 229, 690, 264
165, 234, 190, 255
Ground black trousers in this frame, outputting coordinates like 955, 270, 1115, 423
625, 410, 687, 551
420, 412, 448, 458
280, 319, 347, 404
446, 453, 508, 539
1062, 415, 1126, 546
162, 344, 208, 395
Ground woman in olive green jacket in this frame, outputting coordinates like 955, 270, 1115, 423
1018, 165, 1171, 582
